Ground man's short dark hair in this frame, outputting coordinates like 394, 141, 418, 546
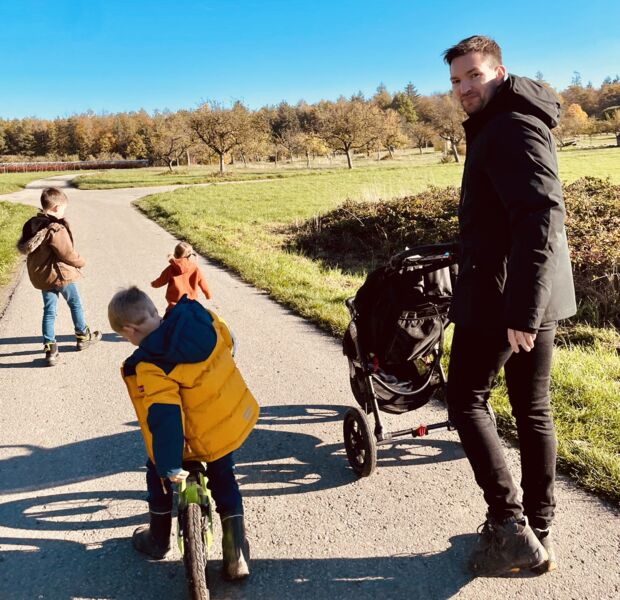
443, 35, 502, 66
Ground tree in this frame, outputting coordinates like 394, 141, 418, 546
126, 134, 148, 160
0, 121, 6, 155
269, 102, 302, 161
372, 83, 392, 110
188, 101, 253, 173
429, 94, 466, 162
380, 109, 408, 157
149, 112, 192, 170
554, 103, 589, 148
316, 98, 385, 168
391, 92, 417, 124
408, 122, 435, 154
602, 108, 620, 146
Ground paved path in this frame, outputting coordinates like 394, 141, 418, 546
0, 176, 617, 600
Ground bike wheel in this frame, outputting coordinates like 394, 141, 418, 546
343, 407, 377, 477
183, 503, 209, 600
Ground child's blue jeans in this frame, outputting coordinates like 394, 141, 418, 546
41, 283, 87, 344
146, 452, 243, 519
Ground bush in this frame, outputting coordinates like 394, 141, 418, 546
563, 177, 620, 326
292, 177, 620, 328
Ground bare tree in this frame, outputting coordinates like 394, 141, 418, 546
188, 101, 252, 173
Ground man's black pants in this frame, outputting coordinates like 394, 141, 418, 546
447, 322, 557, 530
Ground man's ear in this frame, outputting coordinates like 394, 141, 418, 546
495, 64, 507, 81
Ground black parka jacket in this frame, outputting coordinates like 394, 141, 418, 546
449, 75, 576, 333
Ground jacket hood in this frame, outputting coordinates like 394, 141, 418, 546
467, 74, 560, 131
169, 257, 193, 276
125, 296, 217, 375
17, 213, 71, 255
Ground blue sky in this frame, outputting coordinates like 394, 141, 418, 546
1, 0, 619, 119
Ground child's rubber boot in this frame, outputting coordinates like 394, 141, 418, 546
76, 327, 102, 351
132, 511, 172, 560
221, 515, 250, 580
44, 342, 60, 367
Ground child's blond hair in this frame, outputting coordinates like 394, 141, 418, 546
41, 187, 69, 211
108, 286, 158, 332
174, 241, 194, 259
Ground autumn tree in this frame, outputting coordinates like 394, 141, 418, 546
148, 112, 192, 170
554, 103, 589, 148
429, 94, 465, 162
408, 122, 436, 154
269, 102, 302, 161
372, 84, 393, 110
316, 98, 385, 168
602, 107, 620, 146
188, 101, 253, 173
380, 109, 408, 157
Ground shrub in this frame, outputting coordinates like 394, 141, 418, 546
292, 177, 620, 328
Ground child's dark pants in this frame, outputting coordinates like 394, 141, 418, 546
447, 321, 558, 530
145, 452, 243, 519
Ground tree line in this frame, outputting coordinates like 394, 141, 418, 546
1, 75, 619, 171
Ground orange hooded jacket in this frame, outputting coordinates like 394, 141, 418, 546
151, 257, 211, 309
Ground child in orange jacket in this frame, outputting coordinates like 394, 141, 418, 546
151, 242, 211, 311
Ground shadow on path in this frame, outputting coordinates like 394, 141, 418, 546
0, 406, 463, 497
0, 332, 123, 367
0, 534, 476, 600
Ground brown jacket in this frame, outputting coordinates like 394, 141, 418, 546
17, 214, 85, 290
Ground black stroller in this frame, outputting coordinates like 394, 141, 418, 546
342, 243, 468, 477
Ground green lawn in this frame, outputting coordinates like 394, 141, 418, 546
0, 201, 37, 286
137, 149, 620, 502
0, 171, 79, 195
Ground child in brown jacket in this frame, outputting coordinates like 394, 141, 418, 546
17, 187, 101, 366
151, 242, 212, 311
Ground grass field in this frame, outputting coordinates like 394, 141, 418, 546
137, 146, 620, 502
0, 171, 79, 195
0, 201, 36, 286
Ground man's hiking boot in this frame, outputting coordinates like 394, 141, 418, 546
132, 512, 172, 560
531, 527, 557, 573
468, 516, 548, 576
75, 327, 102, 351
44, 342, 60, 367
221, 515, 250, 580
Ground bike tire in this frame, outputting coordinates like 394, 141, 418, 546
183, 503, 209, 600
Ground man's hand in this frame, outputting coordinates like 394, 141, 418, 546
507, 328, 536, 353
166, 468, 189, 484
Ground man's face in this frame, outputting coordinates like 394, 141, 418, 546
449, 52, 506, 115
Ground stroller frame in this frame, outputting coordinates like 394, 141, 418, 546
342, 245, 457, 477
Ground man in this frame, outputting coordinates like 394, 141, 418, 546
443, 36, 576, 576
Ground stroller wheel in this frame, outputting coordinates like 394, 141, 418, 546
343, 407, 377, 477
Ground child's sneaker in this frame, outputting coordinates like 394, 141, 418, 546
44, 342, 60, 367
75, 327, 102, 351
531, 527, 557, 573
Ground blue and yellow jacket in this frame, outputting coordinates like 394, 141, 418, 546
121, 297, 259, 477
